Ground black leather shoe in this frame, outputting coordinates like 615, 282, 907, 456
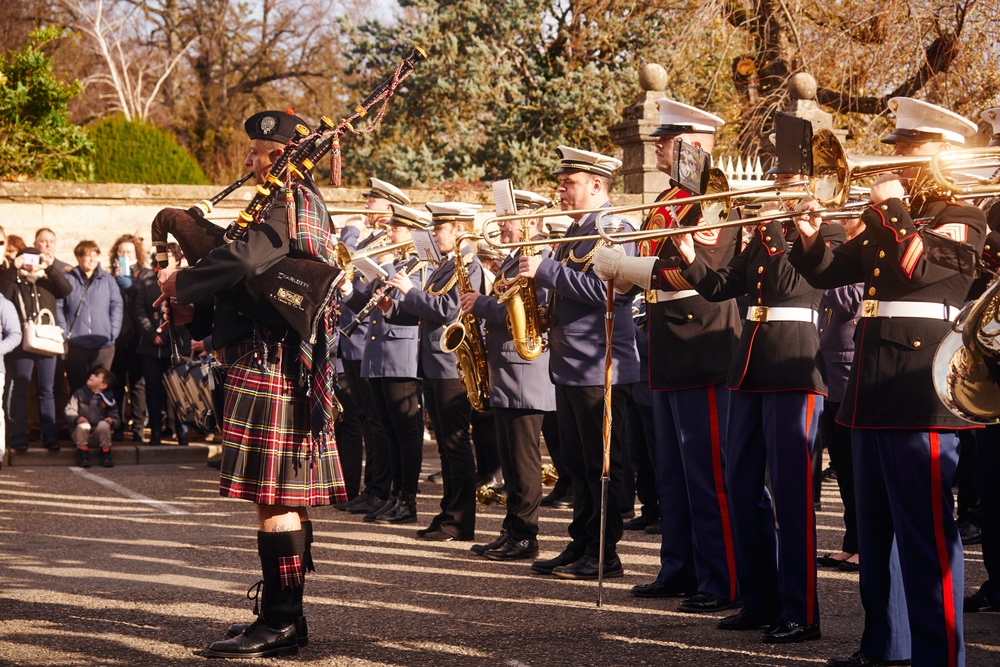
622, 515, 658, 531
761, 620, 820, 644
643, 523, 662, 535
551, 494, 574, 509
484, 538, 538, 561
826, 650, 911, 666
363, 496, 398, 523
471, 531, 509, 555
630, 580, 696, 598
334, 491, 368, 512
349, 494, 386, 515
677, 592, 741, 613
552, 554, 624, 580
958, 520, 983, 545
531, 549, 582, 575
416, 529, 457, 542
965, 587, 1000, 613
717, 608, 779, 630
375, 494, 417, 524
540, 488, 566, 507
226, 616, 308, 647
205, 618, 298, 658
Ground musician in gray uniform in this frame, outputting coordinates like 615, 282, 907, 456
343, 204, 429, 525
336, 178, 409, 516
460, 189, 557, 560
386, 202, 486, 541
519, 146, 640, 580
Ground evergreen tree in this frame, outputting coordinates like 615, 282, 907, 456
89, 115, 209, 185
0, 27, 93, 181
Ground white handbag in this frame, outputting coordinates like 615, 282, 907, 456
16, 288, 67, 357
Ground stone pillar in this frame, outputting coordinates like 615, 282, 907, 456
786, 72, 848, 145
610, 64, 669, 202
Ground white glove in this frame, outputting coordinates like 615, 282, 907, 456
593, 245, 656, 292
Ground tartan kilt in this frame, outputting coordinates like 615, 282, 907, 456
217, 345, 347, 506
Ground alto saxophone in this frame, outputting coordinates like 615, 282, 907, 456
440, 237, 491, 411
497, 199, 560, 361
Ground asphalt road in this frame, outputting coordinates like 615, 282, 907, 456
1, 443, 997, 666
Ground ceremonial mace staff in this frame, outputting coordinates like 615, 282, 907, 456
597, 215, 624, 607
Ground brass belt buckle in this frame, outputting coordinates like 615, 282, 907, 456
862, 300, 879, 318
751, 306, 768, 322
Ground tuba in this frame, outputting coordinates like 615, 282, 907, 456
933, 275, 1000, 423
440, 237, 491, 411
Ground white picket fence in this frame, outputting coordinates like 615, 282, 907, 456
719, 154, 774, 190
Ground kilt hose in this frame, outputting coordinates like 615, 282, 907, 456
218, 344, 347, 507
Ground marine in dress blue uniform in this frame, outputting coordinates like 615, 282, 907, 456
461, 189, 558, 560
520, 146, 641, 580
595, 100, 743, 611
790, 97, 986, 667
388, 202, 485, 541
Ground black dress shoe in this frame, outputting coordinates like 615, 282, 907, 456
551, 494, 574, 509
416, 517, 443, 537
761, 620, 820, 644
677, 592, 741, 613
552, 554, 624, 580
471, 531, 509, 555
348, 494, 386, 515
958, 519, 983, 545
484, 538, 538, 561
622, 515, 658, 531
643, 523, 661, 535
826, 650, 911, 666
717, 608, 779, 631
530, 549, 582, 574
964, 587, 1000, 613
540, 488, 566, 507
630, 580, 696, 598
416, 529, 458, 542
363, 496, 398, 523
204, 618, 298, 658
226, 616, 308, 647
334, 491, 368, 512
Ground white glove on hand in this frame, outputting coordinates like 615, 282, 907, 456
594, 245, 657, 293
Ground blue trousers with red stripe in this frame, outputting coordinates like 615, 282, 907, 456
852, 429, 964, 667
651, 383, 739, 601
726, 390, 821, 626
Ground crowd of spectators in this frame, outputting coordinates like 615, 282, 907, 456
0, 226, 204, 466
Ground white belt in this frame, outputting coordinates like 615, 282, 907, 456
746, 306, 817, 324
860, 300, 960, 321
648, 289, 699, 303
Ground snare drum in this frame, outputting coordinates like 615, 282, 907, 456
163, 356, 218, 432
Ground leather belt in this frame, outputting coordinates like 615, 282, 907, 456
746, 306, 817, 324
861, 300, 959, 321
647, 289, 699, 303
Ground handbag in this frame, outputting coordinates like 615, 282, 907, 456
16, 287, 67, 357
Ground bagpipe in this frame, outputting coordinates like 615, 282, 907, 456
151, 45, 427, 345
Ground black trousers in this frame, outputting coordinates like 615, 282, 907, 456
819, 400, 858, 553
343, 360, 391, 499
625, 396, 658, 520
556, 383, 631, 559
495, 408, 544, 540
64, 345, 115, 395
333, 371, 364, 498
542, 411, 571, 495
369, 377, 423, 496
471, 408, 500, 483
423, 378, 476, 538
977, 425, 1000, 595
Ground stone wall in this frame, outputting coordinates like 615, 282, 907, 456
0, 181, 643, 268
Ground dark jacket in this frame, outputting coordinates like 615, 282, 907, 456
65, 385, 122, 430
790, 196, 986, 429
133, 267, 192, 359
817, 284, 863, 403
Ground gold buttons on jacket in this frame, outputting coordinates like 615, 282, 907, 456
371, 336, 376, 341
765, 236, 772, 242
686, 313, 693, 320
756, 282, 762, 289
879, 251, 885, 258
757, 266, 764, 274
900, 229, 907, 236
869, 287, 876, 296
757, 298, 763, 304
890, 217, 898, 223
913, 340, 921, 348
874, 268, 880, 277
881, 205, 888, 211
863, 239, 869, 245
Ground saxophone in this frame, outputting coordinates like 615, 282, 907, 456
440, 237, 491, 411
498, 220, 548, 360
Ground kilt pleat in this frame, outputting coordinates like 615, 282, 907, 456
218, 347, 347, 506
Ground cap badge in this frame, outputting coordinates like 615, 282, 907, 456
259, 115, 277, 135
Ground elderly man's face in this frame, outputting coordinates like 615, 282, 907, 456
35, 230, 56, 255
244, 139, 280, 184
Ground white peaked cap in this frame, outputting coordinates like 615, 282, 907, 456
651, 99, 725, 136
362, 177, 411, 205
552, 146, 622, 178
883, 97, 978, 145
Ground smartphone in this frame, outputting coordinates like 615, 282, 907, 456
22, 253, 40, 267
117, 255, 129, 273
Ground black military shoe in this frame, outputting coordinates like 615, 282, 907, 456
826, 650, 911, 666
551, 493, 574, 509
471, 531, 509, 555
717, 608, 779, 631
965, 586, 1000, 613
530, 549, 582, 575
677, 592, 741, 613
225, 616, 308, 647
761, 620, 820, 644
363, 496, 397, 523
630, 580, 696, 598
349, 494, 386, 515
205, 618, 298, 658
552, 555, 624, 580
334, 491, 368, 512
484, 538, 538, 561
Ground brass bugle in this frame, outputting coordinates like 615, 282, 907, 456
338, 239, 415, 264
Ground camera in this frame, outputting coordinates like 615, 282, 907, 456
21, 253, 40, 267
